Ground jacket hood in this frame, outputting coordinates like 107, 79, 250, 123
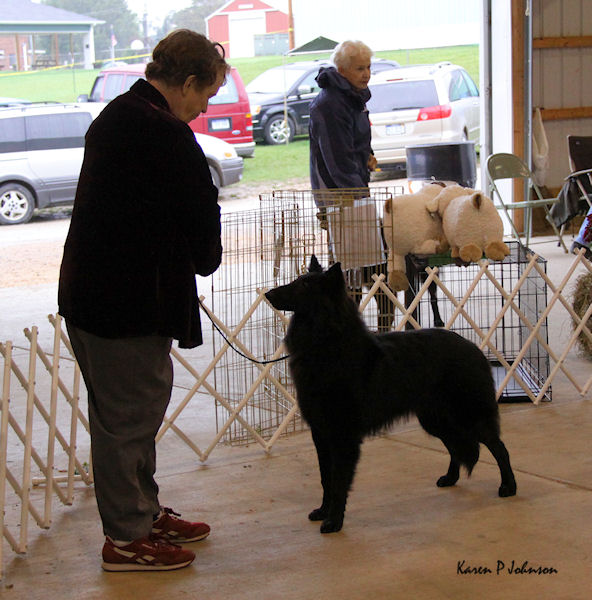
316, 66, 371, 105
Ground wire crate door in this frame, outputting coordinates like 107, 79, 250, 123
326, 198, 386, 270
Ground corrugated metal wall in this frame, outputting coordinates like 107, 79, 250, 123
532, 0, 592, 188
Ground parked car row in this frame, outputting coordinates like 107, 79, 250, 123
246, 59, 480, 173
245, 58, 401, 145
0, 59, 480, 225
0, 102, 243, 225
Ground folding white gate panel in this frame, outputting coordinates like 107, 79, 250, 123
1, 193, 591, 577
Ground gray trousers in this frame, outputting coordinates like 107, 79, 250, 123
66, 322, 173, 540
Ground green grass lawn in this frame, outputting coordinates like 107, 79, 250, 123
0, 68, 98, 103
241, 138, 310, 183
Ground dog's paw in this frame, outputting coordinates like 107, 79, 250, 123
308, 508, 328, 521
320, 518, 343, 534
436, 474, 458, 487
498, 482, 517, 497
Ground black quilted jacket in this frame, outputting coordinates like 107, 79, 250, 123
58, 79, 222, 348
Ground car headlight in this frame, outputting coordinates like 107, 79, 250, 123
251, 105, 261, 115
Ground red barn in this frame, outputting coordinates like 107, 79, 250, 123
206, 0, 290, 58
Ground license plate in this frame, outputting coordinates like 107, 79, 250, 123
386, 123, 405, 135
209, 118, 231, 131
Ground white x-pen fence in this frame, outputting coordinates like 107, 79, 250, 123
1, 189, 592, 576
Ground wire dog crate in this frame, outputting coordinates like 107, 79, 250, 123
209, 190, 551, 445
406, 242, 551, 402
210, 188, 402, 444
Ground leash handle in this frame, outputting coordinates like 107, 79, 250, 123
198, 298, 290, 365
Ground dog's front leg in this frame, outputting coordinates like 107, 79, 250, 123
308, 426, 332, 522
321, 436, 361, 534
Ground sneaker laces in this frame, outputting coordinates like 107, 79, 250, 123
158, 506, 182, 521
147, 534, 182, 549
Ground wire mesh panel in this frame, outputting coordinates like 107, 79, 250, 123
406, 242, 551, 401
211, 188, 403, 444
210, 191, 553, 445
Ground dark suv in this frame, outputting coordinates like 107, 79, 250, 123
246, 59, 399, 145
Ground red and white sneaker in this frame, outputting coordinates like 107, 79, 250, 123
152, 507, 211, 543
102, 536, 195, 572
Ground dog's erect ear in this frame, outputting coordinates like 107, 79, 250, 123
326, 262, 344, 287
308, 255, 323, 273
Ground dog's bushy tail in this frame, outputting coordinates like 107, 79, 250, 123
447, 435, 480, 476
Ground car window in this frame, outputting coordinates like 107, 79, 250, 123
462, 71, 479, 97
449, 70, 471, 102
124, 74, 143, 93
246, 67, 313, 94
89, 75, 105, 102
209, 74, 239, 105
298, 71, 321, 94
370, 60, 400, 74
0, 116, 26, 153
102, 74, 126, 102
25, 113, 93, 150
367, 80, 439, 112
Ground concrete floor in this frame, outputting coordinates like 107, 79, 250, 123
1, 238, 591, 599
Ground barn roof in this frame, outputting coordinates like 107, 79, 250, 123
287, 36, 338, 55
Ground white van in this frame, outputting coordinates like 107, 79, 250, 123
0, 102, 243, 225
0, 102, 105, 225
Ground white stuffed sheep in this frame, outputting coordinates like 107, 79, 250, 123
383, 183, 449, 291
426, 184, 510, 263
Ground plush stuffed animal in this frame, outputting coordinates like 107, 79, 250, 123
383, 183, 449, 291
426, 184, 510, 263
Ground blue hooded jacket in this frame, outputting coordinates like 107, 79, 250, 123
309, 66, 372, 194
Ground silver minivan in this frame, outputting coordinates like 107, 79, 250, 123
0, 102, 105, 225
367, 62, 480, 173
0, 102, 243, 225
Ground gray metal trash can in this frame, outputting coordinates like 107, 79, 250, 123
406, 141, 477, 188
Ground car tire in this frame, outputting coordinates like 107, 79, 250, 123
209, 165, 221, 189
0, 183, 35, 225
264, 115, 295, 145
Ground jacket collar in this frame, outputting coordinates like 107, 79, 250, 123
316, 66, 371, 105
130, 78, 171, 112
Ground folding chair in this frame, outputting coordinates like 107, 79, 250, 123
566, 135, 592, 211
486, 152, 568, 252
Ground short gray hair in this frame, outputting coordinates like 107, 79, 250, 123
331, 40, 373, 70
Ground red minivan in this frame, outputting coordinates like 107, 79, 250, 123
79, 63, 255, 157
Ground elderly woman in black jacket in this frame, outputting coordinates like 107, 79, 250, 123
309, 41, 393, 331
59, 30, 227, 572
309, 40, 377, 190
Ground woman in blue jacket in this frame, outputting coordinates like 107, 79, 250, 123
309, 40, 376, 190
309, 41, 393, 331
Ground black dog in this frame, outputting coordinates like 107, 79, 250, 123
265, 256, 516, 534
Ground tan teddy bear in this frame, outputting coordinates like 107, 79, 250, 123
383, 183, 449, 291
426, 184, 510, 263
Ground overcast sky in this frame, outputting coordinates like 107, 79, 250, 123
125, 1, 192, 26
125, 1, 289, 28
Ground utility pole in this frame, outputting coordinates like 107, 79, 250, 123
109, 24, 115, 62
288, 0, 294, 50
143, 0, 149, 53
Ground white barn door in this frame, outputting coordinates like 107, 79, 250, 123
228, 12, 265, 58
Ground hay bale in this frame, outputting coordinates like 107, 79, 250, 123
572, 272, 592, 358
